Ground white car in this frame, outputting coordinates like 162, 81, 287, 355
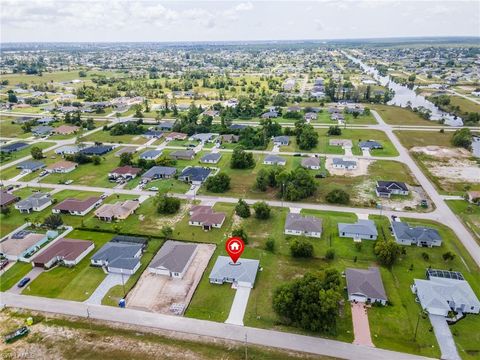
148, 187, 158, 191
64, 180, 73, 185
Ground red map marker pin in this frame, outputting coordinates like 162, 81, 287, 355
225, 237, 244, 264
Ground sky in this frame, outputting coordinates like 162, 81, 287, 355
1, 0, 479, 43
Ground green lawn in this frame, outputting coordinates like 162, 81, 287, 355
0, 142, 52, 170
82, 130, 148, 145
446, 200, 480, 244
372, 104, 440, 126
394, 130, 453, 149
449, 95, 480, 114
0, 262, 33, 291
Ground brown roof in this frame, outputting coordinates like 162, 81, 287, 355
46, 160, 78, 171
94, 200, 139, 219
0, 191, 18, 207
345, 267, 388, 302
54, 125, 80, 135
32, 238, 93, 264
167, 132, 188, 140
53, 196, 101, 212
110, 165, 142, 175
189, 205, 226, 226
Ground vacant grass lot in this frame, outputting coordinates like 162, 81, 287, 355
394, 130, 453, 149
446, 200, 480, 243
372, 105, 440, 126
449, 95, 480, 114
82, 130, 148, 145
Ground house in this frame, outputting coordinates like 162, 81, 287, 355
0, 142, 29, 153
55, 145, 80, 155
143, 130, 164, 139
209, 256, 260, 288
219, 134, 240, 143
141, 166, 176, 181
15, 193, 52, 213
80, 145, 113, 156
36, 117, 55, 125
157, 121, 175, 131
391, 221, 442, 247
53, 196, 101, 216
345, 267, 388, 305
466, 191, 480, 205
284, 213, 322, 238
261, 110, 278, 119
332, 158, 357, 170
301, 157, 320, 170
165, 132, 188, 141
272, 136, 289, 146
31, 238, 94, 269
170, 149, 195, 160
0, 230, 58, 262
189, 205, 226, 230
115, 147, 137, 157
375, 181, 409, 198
54, 125, 79, 135
304, 112, 317, 122
91, 241, 143, 275
331, 113, 345, 122
412, 269, 480, 316
189, 133, 217, 143
148, 240, 198, 279
46, 160, 78, 173
202, 110, 219, 118
229, 124, 247, 131
0, 191, 19, 208
94, 200, 139, 222
288, 105, 302, 113
16, 160, 46, 173
329, 139, 353, 148
263, 154, 286, 166
338, 220, 378, 241
200, 152, 222, 164
139, 149, 163, 160
359, 140, 383, 150
179, 167, 211, 184
32, 125, 53, 137
471, 135, 480, 158
108, 165, 142, 180
110, 235, 147, 248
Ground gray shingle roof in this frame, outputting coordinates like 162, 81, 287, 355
392, 221, 442, 243
345, 267, 388, 301
264, 154, 286, 164
200, 152, 222, 162
333, 158, 357, 167
338, 220, 378, 237
91, 242, 142, 271
16, 160, 46, 171
285, 213, 322, 233
149, 241, 197, 274
179, 167, 211, 182
140, 149, 162, 159
15, 193, 51, 210
209, 256, 260, 286
141, 166, 176, 179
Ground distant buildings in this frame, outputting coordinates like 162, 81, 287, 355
263, 154, 286, 166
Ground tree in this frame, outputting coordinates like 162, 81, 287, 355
231, 227, 249, 244
30, 146, 44, 160
451, 128, 472, 150
43, 214, 63, 229
327, 125, 342, 136
255, 168, 269, 191
325, 189, 350, 204
230, 146, 255, 169
374, 239, 401, 267
272, 271, 342, 333
119, 152, 133, 166
156, 195, 181, 214
78, 70, 87, 77
253, 201, 271, 219
265, 237, 275, 252
7, 91, 18, 103
290, 239, 314, 258
205, 172, 230, 193
297, 124, 319, 150
235, 199, 251, 218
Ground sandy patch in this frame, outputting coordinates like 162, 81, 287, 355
427, 158, 480, 183
126, 243, 215, 315
411, 146, 471, 159
325, 157, 373, 177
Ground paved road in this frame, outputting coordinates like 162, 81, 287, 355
0, 292, 434, 360
428, 314, 460, 360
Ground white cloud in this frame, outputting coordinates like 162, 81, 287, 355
235, 2, 254, 12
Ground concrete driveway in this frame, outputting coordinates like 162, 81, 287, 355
8, 267, 44, 295
428, 314, 460, 360
225, 286, 251, 326
351, 302, 374, 347
85, 273, 130, 305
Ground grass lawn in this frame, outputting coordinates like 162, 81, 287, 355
394, 130, 453, 149
21, 230, 113, 301
0, 142, 52, 169
82, 130, 148, 145
449, 95, 480, 114
0, 120, 31, 138
446, 200, 480, 243
372, 104, 440, 126
0, 262, 33, 291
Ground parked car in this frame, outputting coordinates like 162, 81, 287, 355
17, 277, 31, 288
100, 194, 108, 199
0, 259, 9, 270
64, 180, 73, 185
148, 187, 158, 191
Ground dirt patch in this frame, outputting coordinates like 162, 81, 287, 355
427, 158, 480, 183
126, 244, 215, 315
325, 157, 374, 177
411, 146, 471, 159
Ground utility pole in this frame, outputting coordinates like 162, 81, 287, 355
244, 332, 248, 360
121, 271, 126, 298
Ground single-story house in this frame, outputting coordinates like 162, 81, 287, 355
263, 154, 286, 166
200, 152, 222, 164
170, 149, 195, 160
0, 191, 19, 208
53, 196, 101, 216
304, 112, 318, 122
0, 142, 29, 153
202, 110, 219, 118
110, 235, 147, 248
179, 167, 211, 184
338, 220, 378, 241
331, 113, 345, 121
91, 241, 143, 275
80, 145, 113, 156
301, 157, 320, 170
108, 165, 142, 180
54, 125, 80, 135
261, 110, 278, 119
209, 256, 260, 288
229, 124, 247, 130
55, 145, 80, 155
157, 121, 175, 131
219, 134, 239, 143
0, 230, 58, 262
284, 213, 322, 238
148, 240, 198, 279
165, 132, 188, 141
189, 205, 226, 230
391, 221, 442, 247
272, 136, 289, 146
376, 181, 409, 198
345, 267, 388, 305
466, 191, 480, 205
359, 140, 383, 150
115, 147, 137, 157
15, 193, 52, 213
31, 238, 94, 269
94, 200, 139, 222
46, 160, 78, 173
139, 149, 163, 160
36, 117, 55, 125
329, 139, 353, 148
189, 133, 217, 143
16, 160, 46, 173
141, 166, 176, 181
143, 130, 164, 139
332, 157, 357, 170
412, 269, 480, 316
32, 125, 54, 137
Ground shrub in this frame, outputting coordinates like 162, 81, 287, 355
235, 199, 251, 218
325, 189, 350, 204
231, 227, 249, 244
205, 172, 230, 193
290, 239, 314, 258
156, 195, 181, 214
253, 201, 271, 220
325, 248, 335, 260
265, 237, 275, 252
421, 252, 430, 261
